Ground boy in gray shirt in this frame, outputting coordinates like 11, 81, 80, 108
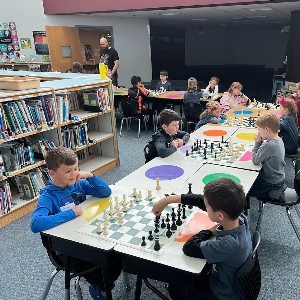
248, 113, 286, 200
152, 178, 252, 300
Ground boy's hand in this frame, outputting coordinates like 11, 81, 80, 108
170, 140, 180, 148
76, 171, 93, 181
209, 224, 219, 236
152, 195, 181, 215
177, 139, 184, 147
254, 133, 262, 143
72, 205, 83, 217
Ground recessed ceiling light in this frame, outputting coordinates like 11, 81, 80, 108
161, 12, 181, 16
249, 8, 273, 12
247, 15, 266, 19
192, 18, 207, 21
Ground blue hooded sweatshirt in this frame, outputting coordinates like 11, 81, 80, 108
30, 175, 111, 233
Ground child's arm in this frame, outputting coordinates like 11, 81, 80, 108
252, 136, 268, 165
175, 131, 190, 145
209, 117, 220, 124
30, 195, 81, 233
154, 136, 177, 158
79, 172, 112, 198
152, 193, 205, 215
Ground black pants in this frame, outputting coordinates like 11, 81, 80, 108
57, 253, 122, 289
111, 75, 118, 87
168, 266, 218, 300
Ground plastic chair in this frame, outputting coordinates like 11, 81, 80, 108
119, 97, 148, 138
183, 102, 202, 132
255, 159, 300, 242
235, 231, 262, 300
41, 234, 100, 300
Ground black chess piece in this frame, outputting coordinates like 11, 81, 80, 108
155, 215, 160, 225
186, 150, 189, 157
182, 207, 187, 219
161, 219, 166, 229
166, 213, 170, 222
154, 223, 159, 233
214, 153, 217, 159
166, 223, 172, 238
148, 230, 154, 241
177, 203, 182, 213
154, 236, 161, 251
187, 183, 193, 194
176, 212, 182, 226
141, 236, 147, 246
211, 143, 214, 149
171, 220, 177, 231
221, 136, 224, 143
203, 148, 207, 159
171, 207, 176, 218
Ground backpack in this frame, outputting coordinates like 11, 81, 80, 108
121, 88, 138, 117
144, 132, 160, 163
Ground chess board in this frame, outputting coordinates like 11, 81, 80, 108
222, 116, 256, 128
78, 190, 196, 255
191, 125, 238, 142
249, 102, 279, 110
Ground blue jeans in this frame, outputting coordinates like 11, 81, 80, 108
248, 174, 286, 200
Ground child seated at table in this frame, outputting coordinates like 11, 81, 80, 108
144, 109, 190, 163
202, 76, 219, 99
287, 82, 300, 130
278, 98, 299, 154
127, 75, 153, 119
220, 82, 250, 113
30, 147, 122, 300
152, 178, 252, 300
183, 77, 202, 105
195, 100, 222, 130
156, 70, 172, 91
248, 113, 286, 200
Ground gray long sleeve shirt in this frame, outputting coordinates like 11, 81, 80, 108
252, 139, 285, 184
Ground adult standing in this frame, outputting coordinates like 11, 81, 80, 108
99, 37, 119, 86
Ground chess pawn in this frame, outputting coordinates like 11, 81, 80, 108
156, 177, 161, 190
103, 223, 108, 236
147, 190, 153, 201
122, 200, 128, 212
96, 222, 102, 234
114, 196, 119, 211
133, 188, 137, 198
122, 194, 127, 203
103, 210, 108, 222
109, 201, 114, 216
138, 190, 143, 201
129, 199, 134, 208
117, 211, 124, 224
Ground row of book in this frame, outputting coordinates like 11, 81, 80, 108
0, 96, 58, 139
83, 88, 111, 112
15, 167, 51, 200
62, 123, 89, 149
0, 138, 56, 175
0, 181, 12, 216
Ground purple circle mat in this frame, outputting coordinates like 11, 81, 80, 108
145, 165, 184, 180
180, 145, 193, 153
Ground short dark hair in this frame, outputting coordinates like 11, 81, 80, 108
72, 62, 83, 73
45, 147, 78, 171
160, 70, 168, 77
160, 109, 181, 126
203, 178, 245, 220
131, 75, 142, 86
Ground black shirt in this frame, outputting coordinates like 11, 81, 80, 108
100, 47, 119, 77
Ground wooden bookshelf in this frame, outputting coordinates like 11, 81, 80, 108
0, 77, 119, 228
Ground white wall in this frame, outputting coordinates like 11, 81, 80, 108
185, 26, 289, 70
0, 0, 152, 86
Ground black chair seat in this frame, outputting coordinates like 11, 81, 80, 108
258, 188, 300, 206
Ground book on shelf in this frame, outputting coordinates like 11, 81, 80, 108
62, 123, 89, 149
0, 180, 12, 215
56, 95, 69, 123
83, 87, 110, 112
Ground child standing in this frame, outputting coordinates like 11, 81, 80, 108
279, 98, 299, 154
152, 178, 252, 300
144, 109, 190, 162
30, 147, 122, 300
248, 113, 286, 200
202, 76, 219, 99
220, 82, 250, 113
156, 70, 172, 91
195, 100, 222, 130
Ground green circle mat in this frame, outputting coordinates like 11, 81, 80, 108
202, 173, 241, 185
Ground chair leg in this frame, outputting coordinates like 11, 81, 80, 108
123, 272, 131, 291
120, 118, 124, 137
41, 269, 60, 300
144, 116, 148, 133
286, 207, 300, 242
256, 202, 265, 232
138, 119, 141, 138
74, 276, 84, 300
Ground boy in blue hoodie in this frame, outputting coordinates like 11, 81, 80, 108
31, 147, 121, 300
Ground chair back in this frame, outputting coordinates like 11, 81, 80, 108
294, 158, 300, 195
183, 102, 202, 123
235, 231, 261, 300
121, 97, 138, 117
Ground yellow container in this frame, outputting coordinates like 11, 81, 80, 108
99, 63, 108, 80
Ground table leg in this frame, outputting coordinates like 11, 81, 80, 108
102, 268, 113, 300
64, 255, 71, 300
135, 275, 143, 300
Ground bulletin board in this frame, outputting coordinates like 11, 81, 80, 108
0, 22, 20, 61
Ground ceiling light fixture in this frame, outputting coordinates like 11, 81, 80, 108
192, 18, 207, 21
249, 8, 273, 12
247, 15, 266, 19
161, 12, 181, 16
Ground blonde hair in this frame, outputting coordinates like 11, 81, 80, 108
256, 113, 279, 133
187, 77, 198, 92
210, 77, 219, 84
200, 100, 221, 119
228, 82, 243, 94
280, 98, 298, 124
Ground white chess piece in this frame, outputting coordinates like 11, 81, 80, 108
117, 211, 124, 224
133, 188, 137, 198
103, 224, 108, 236
129, 199, 134, 208
96, 222, 102, 234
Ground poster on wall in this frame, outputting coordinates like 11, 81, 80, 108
0, 21, 20, 62
20, 38, 31, 49
33, 31, 49, 55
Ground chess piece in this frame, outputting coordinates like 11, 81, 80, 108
147, 190, 153, 201
166, 213, 170, 223
187, 183, 193, 194
186, 150, 189, 157
96, 222, 102, 234
156, 178, 161, 190
166, 223, 172, 238
117, 211, 124, 224
177, 204, 182, 213
154, 236, 161, 251
138, 190, 142, 201
129, 199, 134, 208
114, 196, 119, 211
161, 219, 166, 229
122, 200, 128, 212
141, 236, 147, 247
103, 211, 108, 222
103, 224, 108, 236
171, 220, 177, 231
182, 206, 187, 219
133, 188, 137, 198
148, 230, 154, 241
154, 223, 160, 233
176, 212, 182, 226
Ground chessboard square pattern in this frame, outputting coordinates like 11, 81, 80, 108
129, 236, 142, 246
126, 228, 140, 236
124, 220, 136, 228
